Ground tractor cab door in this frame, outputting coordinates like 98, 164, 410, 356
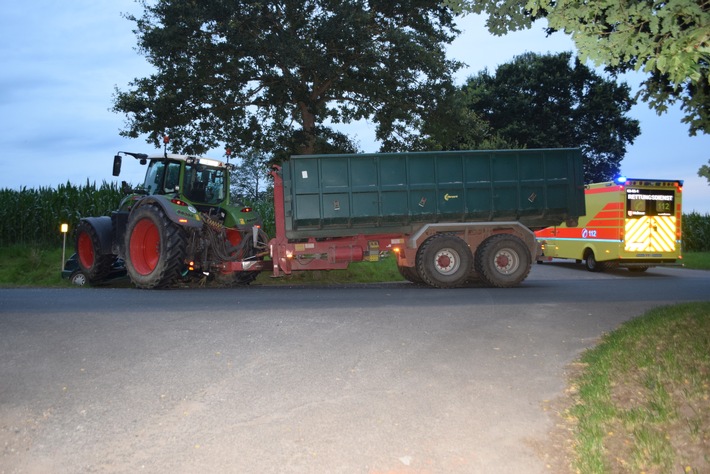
142, 160, 181, 196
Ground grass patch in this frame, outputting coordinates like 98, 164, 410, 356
683, 252, 710, 270
0, 244, 405, 287
569, 302, 710, 473
251, 252, 405, 285
0, 245, 68, 287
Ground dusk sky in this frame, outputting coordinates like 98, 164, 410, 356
2, 1, 708, 212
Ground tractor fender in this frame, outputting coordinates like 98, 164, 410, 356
130, 195, 204, 229
79, 216, 114, 255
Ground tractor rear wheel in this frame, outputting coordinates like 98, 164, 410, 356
75, 220, 113, 282
124, 204, 187, 289
475, 234, 531, 288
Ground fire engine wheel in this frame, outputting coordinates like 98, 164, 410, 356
416, 234, 472, 288
75, 220, 113, 282
475, 234, 531, 288
125, 204, 187, 289
583, 250, 606, 273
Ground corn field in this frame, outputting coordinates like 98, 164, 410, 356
0, 181, 123, 247
1, 182, 709, 252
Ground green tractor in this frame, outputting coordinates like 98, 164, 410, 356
75, 150, 269, 288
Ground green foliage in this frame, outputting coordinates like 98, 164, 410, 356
426, 52, 640, 182
0, 182, 123, 247
230, 150, 272, 204
114, 0, 462, 158
683, 211, 710, 252
447, 0, 710, 135
699, 159, 710, 184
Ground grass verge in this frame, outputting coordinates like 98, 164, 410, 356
682, 251, 710, 270
568, 302, 710, 473
0, 246, 67, 287
0, 247, 708, 288
251, 252, 405, 286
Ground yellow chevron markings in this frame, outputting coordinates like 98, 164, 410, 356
624, 216, 676, 252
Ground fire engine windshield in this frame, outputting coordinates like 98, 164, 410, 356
626, 188, 675, 217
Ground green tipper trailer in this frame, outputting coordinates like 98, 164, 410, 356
269, 148, 585, 288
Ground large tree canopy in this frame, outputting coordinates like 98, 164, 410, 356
114, 0, 461, 157
424, 52, 641, 183
446, 0, 710, 136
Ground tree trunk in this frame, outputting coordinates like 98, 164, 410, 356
298, 102, 316, 155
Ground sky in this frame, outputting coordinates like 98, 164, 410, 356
1, 1, 708, 213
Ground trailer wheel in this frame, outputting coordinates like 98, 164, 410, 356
583, 250, 606, 272
416, 234, 472, 288
475, 234, 531, 288
628, 266, 649, 273
75, 220, 113, 282
397, 264, 424, 284
125, 204, 187, 289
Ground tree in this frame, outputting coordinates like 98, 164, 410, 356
445, 0, 710, 135
230, 150, 271, 203
700, 159, 710, 185
427, 52, 640, 182
113, 0, 462, 158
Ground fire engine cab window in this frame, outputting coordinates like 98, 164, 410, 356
626, 188, 675, 217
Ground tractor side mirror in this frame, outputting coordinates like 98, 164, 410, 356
112, 155, 122, 176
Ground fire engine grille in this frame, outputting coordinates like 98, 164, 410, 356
624, 216, 676, 252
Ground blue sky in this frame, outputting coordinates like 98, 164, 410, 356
1, 1, 708, 213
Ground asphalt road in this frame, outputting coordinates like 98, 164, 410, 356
1, 263, 708, 473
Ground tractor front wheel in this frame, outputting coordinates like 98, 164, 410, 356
75, 220, 113, 282
125, 204, 187, 289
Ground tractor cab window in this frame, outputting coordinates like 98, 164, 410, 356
163, 162, 181, 193
143, 160, 166, 195
183, 163, 226, 204
142, 160, 181, 195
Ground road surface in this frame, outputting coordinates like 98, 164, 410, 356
1, 263, 708, 473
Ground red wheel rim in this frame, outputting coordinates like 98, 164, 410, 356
77, 232, 95, 269
130, 218, 160, 275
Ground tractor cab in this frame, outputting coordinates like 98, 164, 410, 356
113, 152, 232, 207
140, 157, 228, 206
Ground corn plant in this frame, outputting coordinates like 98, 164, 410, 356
0, 181, 123, 247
